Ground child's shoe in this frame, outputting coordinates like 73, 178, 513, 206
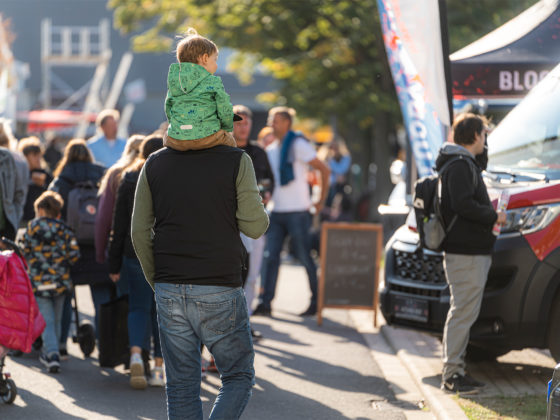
129, 353, 147, 389
40, 352, 61, 373
148, 366, 165, 387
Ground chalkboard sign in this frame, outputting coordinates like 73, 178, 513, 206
318, 222, 382, 327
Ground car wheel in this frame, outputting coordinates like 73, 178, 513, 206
548, 295, 560, 362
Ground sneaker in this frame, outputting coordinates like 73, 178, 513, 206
252, 304, 271, 317
40, 352, 61, 373
441, 373, 479, 395
148, 367, 165, 387
299, 304, 317, 317
130, 353, 147, 389
251, 328, 263, 340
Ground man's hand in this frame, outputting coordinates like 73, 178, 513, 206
313, 201, 326, 214
109, 273, 120, 283
496, 211, 507, 225
262, 191, 271, 206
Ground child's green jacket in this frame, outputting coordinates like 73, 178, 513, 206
165, 62, 234, 140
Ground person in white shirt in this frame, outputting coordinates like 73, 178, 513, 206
253, 107, 330, 317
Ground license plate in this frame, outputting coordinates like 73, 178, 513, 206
393, 296, 429, 323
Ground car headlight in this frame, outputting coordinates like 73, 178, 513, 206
501, 203, 560, 234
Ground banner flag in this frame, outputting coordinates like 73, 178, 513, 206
377, 0, 451, 177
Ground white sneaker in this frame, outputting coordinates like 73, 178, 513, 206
129, 353, 147, 390
148, 366, 165, 387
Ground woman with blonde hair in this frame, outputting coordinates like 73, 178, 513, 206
95, 134, 145, 267
49, 138, 108, 357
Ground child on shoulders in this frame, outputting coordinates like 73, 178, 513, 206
164, 28, 241, 151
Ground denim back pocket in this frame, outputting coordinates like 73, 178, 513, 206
197, 297, 236, 335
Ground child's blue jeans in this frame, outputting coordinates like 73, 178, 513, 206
36, 294, 65, 355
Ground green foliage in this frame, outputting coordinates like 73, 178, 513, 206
109, 0, 398, 139
447, 0, 540, 53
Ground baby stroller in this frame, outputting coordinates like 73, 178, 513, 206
0, 237, 46, 404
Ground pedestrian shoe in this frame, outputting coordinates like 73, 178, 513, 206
299, 304, 317, 317
130, 353, 147, 390
252, 304, 272, 317
40, 352, 61, 373
251, 328, 263, 340
441, 373, 479, 395
148, 367, 165, 387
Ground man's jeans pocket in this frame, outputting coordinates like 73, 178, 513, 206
197, 298, 236, 335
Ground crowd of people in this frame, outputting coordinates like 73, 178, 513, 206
0, 29, 360, 420
0, 96, 354, 380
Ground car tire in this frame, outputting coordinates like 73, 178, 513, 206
548, 294, 560, 362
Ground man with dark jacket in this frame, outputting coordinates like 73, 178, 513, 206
232, 105, 274, 323
131, 138, 268, 419
437, 113, 506, 394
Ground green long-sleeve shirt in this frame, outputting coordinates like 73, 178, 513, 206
131, 152, 269, 290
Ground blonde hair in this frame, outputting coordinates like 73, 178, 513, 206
0, 118, 17, 150
95, 109, 120, 128
124, 134, 164, 174
34, 190, 64, 219
98, 134, 145, 196
53, 139, 93, 177
176, 28, 218, 63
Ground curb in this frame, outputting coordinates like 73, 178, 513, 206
380, 325, 469, 420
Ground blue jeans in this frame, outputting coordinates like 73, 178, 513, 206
155, 283, 254, 420
36, 294, 65, 355
258, 211, 318, 308
123, 256, 161, 357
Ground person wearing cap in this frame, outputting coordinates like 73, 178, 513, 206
232, 105, 274, 335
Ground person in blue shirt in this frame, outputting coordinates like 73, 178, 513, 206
87, 109, 127, 168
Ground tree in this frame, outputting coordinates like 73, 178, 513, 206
447, 0, 540, 53
110, 0, 399, 219
109, 0, 541, 220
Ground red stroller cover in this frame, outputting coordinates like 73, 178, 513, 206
0, 250, 45, 353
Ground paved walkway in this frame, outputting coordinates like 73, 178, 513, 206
0, 264, 430, 419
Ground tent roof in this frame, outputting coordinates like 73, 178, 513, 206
451, 0, 560, 98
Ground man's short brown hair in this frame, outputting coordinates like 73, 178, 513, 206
176, 28, 218, 64
267, 106, 296, 125
96, 109, 119, 128
34, 191, 64, 219
452, 113, 488, 146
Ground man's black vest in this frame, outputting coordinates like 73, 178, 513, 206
145, 145, 245, 286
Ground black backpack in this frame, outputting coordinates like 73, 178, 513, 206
65, 180, 99, 245
413, 156, 477, 251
